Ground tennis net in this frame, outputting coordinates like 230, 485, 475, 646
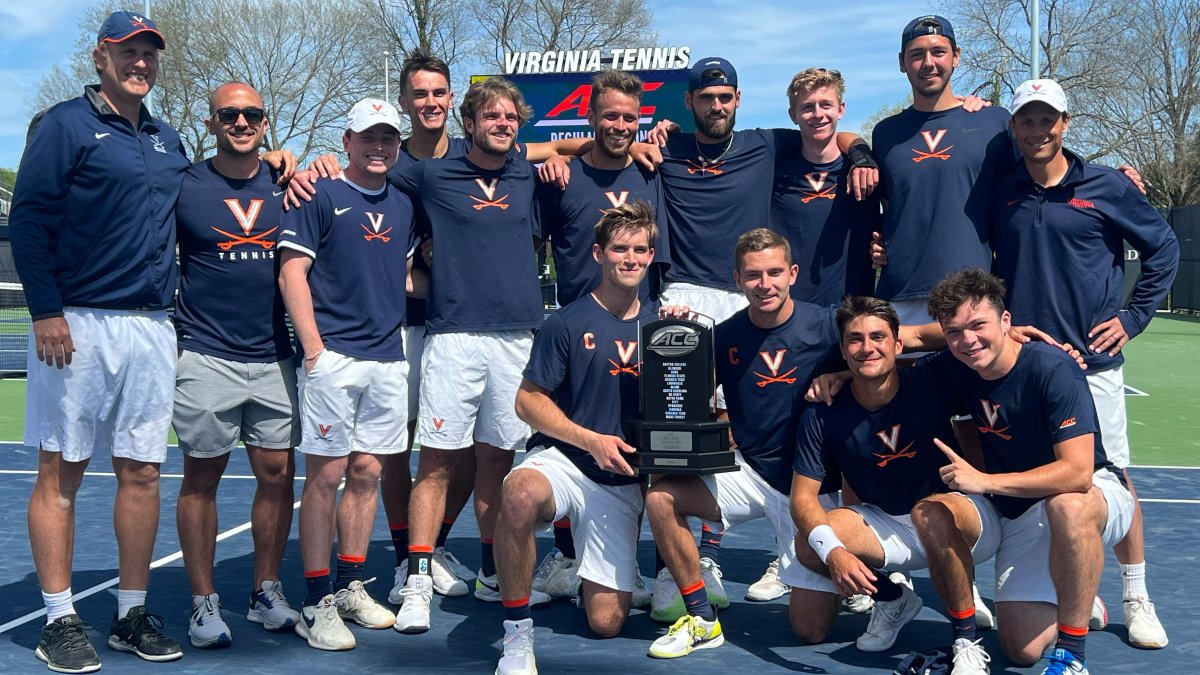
0, 281, 29, 375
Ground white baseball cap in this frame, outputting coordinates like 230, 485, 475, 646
1010, 79, 1068, 115
346, 98, 403, 133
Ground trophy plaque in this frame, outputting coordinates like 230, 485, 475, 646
625, 317, 739, 475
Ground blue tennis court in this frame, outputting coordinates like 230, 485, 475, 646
0, 444, 1194, 673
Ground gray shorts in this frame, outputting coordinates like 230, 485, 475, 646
173, 350, 300, 458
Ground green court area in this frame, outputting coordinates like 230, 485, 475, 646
0, 314, 1195, 465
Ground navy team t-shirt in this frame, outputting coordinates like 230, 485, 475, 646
771, 153, 878, 305
536, 160, 666, 306
659, 128, 803, 290
872, 105, 1015, 301
921, 343, 1108, 519
715, 302, 843, 494
390, 155, 542, 334
390, 136, 527, 328
794, 366, 954, 515
276, 177, 414, 361
524, 295, 658, 486
175, 159, 293, 362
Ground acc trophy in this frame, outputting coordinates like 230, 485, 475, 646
625, 317, 738, 474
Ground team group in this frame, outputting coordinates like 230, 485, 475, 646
9, 9, 1180, 675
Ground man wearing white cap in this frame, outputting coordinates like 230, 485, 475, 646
991, 78, 1177, 656
277, 98, 422, 650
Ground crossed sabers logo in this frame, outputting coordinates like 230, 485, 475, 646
607, 340, 640, 377
212, 198, 276, 250
130, 15, 150, 28
800, 171, 836, 204
978, 399, 1013, 440
912, 129, 953, 163
471, 178, 510, 210
361, 211, 391, 242
873, 424, 917, 467
685, 158, 726, 175
753, 349, 797, 387
598, 190, 630, 215
316, 423, 334, 442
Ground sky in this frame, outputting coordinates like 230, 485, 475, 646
0, 0, 946, 169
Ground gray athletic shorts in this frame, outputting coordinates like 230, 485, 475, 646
173, 349, 300, 458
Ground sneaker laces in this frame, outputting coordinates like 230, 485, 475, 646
503, 622, 534, 654
191, 596, 220, 623
653, 569, 678, 604
439, 548, 466, 571
125, 610, 170, 640
763, 558, 781, 580
664, 614, 693, 638
261, 581, 293, 609
46, 618, 94, 650
336, 577, 380, 606
1042, 648, 1085, 675
1126, 597, 1157, 617
700, 558, 724, 581
400, 581, 432, 608
953, 638, 991, 669
866, 597, 903, 633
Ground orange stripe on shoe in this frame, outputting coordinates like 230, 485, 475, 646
679, 580, 706, 596
1059, 623, 1089, 637
502, 597, 531, 608
304, 568, 330, 578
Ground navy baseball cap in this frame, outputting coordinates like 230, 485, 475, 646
689, 57, 738, 91
97, 11, 166, 49
901, 15, 955, 51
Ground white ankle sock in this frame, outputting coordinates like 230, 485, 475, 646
44, 588, 75, 623
117, 589, 148, 619
1121, 562, 1148, 601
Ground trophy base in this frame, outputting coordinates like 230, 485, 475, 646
625, 419, 740, 475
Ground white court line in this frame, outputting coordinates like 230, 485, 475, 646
0, 469, 289, 480
1139, 498, 1200, 504
1129, 464, 1200, 470
0, 479, 338, 635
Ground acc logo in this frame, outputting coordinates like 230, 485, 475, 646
647, 325, 699, 357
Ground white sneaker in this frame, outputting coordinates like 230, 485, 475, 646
432, 548, 469, 597
247, 580, 300, 631
889, 571, 914, 591
188, 594, 231, 649
531, 551, 576, 596
544, 556, 581, 599
1124, 597, 1168, 648
389, 561, 409, 604
973, 584, 994, 630
745, 558, 789, 602
647, 614, 724, 659
495, 618, 537, 675
1040, 647, 1089, 675
856, 584, 923, 652
296, 595, 355, 651
1088, 596, 1108, 630
334, 578, 396, 629
699, 557, 729, 609
951, 637, 991, 674
846, 594, 875, 614
631, 565, 652, 609
394, 574, 433, 634
650, 567, 685, 623
438, 546, 475, 582
474, 570, 551, 606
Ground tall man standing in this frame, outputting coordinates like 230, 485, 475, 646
11, 12, 188, 671
173, 82, 303, 649
278, 99, 417, 651
993, 79, 1177, 648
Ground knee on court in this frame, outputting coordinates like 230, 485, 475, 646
789, 595, 836, 644
586, 610, 626, 639
999, 630, 1051, 667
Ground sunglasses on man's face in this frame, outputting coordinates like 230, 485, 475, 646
213, 107, 265, 125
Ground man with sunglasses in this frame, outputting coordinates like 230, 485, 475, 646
172, 82, 303, 650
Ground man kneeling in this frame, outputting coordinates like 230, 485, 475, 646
493, 202, 660, 675
915, 269, 1134, 675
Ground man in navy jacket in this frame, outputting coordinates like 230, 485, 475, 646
993, 78, 1179, 650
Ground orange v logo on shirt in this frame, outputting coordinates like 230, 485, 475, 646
801, 171, 836, 203
913, 129, 954, 162
978, 399, 1013, 440
608, 340, 640, 377
873, 424, 916, 466
361, 211, 392, 242
471, 178, 510, 210
753, 349, 797, 387
213, 198, 275, 250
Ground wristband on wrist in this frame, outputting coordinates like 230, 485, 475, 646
807, 524, 846, 564
847, 142, 878, 170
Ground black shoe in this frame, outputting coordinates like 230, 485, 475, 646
35, 614, 101, 674
107, 606, 182, 662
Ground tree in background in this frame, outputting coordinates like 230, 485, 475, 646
944, 0, 1200, 207
33, 0, 386, 162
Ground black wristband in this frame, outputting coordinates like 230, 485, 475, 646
847, 142, 878, 170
